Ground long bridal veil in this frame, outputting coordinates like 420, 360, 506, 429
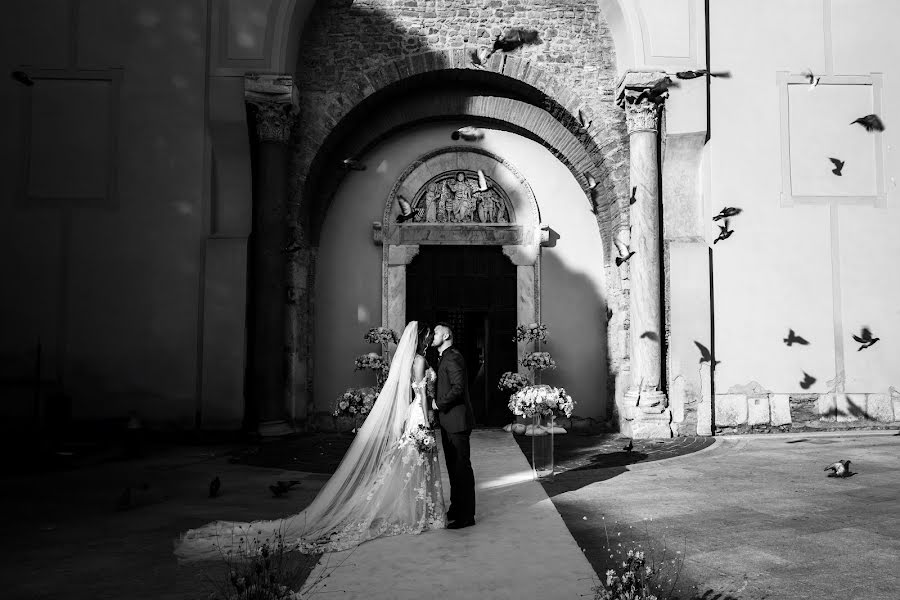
174, 321, 420, 562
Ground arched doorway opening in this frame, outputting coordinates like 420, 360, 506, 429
407, 245, 517, 427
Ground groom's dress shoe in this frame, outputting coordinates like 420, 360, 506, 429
446, 518, 475, 530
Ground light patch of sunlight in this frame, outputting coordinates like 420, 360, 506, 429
136, 9, 161, 27
173, 202, 193, 215
357, 305, 370, 323
171, 75, 188, 90
236, 30, 256, 48
476, 469, 534, 491
376, 159, 389, 173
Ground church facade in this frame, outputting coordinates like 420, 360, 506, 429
2, 0, 898, 439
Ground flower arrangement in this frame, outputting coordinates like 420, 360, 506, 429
508, 384, 575, 419
364, 326, 398, 346
498, 371, 529, 392
354, 351, 390, 390
520, 351, 556, 372
514, 322, 549, 343
332, 387, 377, 419
402, 423, 437, 454
594, 549, 658, 600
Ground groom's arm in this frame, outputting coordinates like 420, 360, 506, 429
436, 352, 466, 411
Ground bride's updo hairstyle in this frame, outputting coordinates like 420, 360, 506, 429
417, 323, 433, 355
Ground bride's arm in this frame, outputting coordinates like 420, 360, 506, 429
412, 355, 429, 418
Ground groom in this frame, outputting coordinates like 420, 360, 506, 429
431, 322, 476, 529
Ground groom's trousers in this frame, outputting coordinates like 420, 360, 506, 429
440, 426, 476, 520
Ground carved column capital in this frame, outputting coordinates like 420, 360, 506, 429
616, 70, 669, 134
244, 73, 299, 144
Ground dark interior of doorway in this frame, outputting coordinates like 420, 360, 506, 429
406, 245, 517, 427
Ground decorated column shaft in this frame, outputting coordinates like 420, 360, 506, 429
244, 74, 298, 437
616, 72, 672, 438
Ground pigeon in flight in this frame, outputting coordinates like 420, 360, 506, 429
492, 27, 542, 54
850, 114, 885, 132
614, 238, 634, 266
451, 126, 485, 142
713, 219, 734, 244
800, 371, 816, 390
852, 327, 879, 351
630, 186, 637, 205
802, 68, 820, 90
713, 206, 742, 221
675, 69, 731, 80
341, 157, 366, 171
824, 459, 852, 478
477, 169, 489, 192
209, 476, 221, 498
694, 341, 720, 367
395, 195, 415, 223
784, 329, 809, 346
577, 108, 592, 131
829, 157, 844, 176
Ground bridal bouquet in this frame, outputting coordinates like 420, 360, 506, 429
498, 371, 529, 393
333, 387, 377, 418
364, 326, 399, 346
404, 423, 437, 454
508, 384, 575, 419
514, 322, 549, 343
520, 351, 556, 372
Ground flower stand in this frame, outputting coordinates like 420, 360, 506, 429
530, 413, 554, 479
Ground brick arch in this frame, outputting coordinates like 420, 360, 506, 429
296, 52, 630, 251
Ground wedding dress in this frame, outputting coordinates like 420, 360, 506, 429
174, 321, 445, 562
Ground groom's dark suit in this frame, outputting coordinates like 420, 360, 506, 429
435, 345, 476, 522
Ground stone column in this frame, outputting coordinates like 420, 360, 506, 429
244, 74, 298, 437
616, 72, 672, 438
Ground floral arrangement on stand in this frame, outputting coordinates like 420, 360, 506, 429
498, 321, 575, 436
334, 326, 399, 433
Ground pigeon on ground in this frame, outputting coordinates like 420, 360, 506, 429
800, 371, 816, 390
824, 459, 852, 477
675, 69, 731, 80
802, 68, 820, 90
713, 206, 742, 221
713, 218, 734, 244
851, 114, 885, 132
341, 157, 366, 171
11, 70, 34, 86
451, 126, 484, 142
829, 157, 845, 176
784, 329, 810, 346
269, 480, 301, 498
852, 327, 879, 351
623, 439, 634, 453
209, 476, 221, 498
395, 194, 415, 223
477, 169, 488, 192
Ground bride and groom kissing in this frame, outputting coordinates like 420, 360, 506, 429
175, 321, 476, 561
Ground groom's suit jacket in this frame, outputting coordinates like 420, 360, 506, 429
435, 346, 475, 433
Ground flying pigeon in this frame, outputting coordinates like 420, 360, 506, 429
614, 238, 634, 266
577, 108, 592, 131
492, 28, 542, 54
395, 194, 415, 223
783, 329, 809, 346
851, 114, 885, 132
341, 157, 366, 171
209, 476, 221, 498
675, 69, 731, 80
477, 169, 489, 192
824, 459, 852, 478
630, 186, 637, 205
584, 172, 597, 190
800, 371, 816, 390
451, 126, 485, 142
640, 331, 659, 341
829, 157, 845, 176
713, 218, 734, 244
802, 68, 820, 90
713, 206, 742, 221
11, 70, 34, 86
694, 341, 720, 367
852, 327, 879, 351
469, 47, 492, 68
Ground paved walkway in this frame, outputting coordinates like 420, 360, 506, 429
299, 429, 598, 599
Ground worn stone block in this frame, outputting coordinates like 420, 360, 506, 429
714, 394, 747, 426
865, 394, 894, 422
893, 397, 900, 422
816, 393, 838, 421
769, 394, 792, 426
747, 396, 770, 426
835, 393, 864, 422
669, 376, 686, 423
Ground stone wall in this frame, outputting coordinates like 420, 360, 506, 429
288, 0, 633, 423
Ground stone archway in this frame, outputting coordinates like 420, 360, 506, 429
376, 147, 545, 375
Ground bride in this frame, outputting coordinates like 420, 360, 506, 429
174, 321, 446, 561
